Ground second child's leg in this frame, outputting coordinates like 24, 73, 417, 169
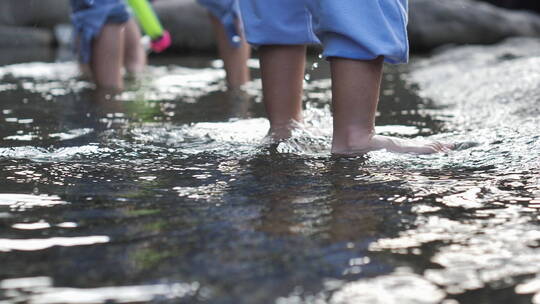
91, 23, 126, 90
330, 56, 382, 154
259, 45, 306, 140
208, 13, 251, 89
238, 0, 319, 138
330, 57, 452, 155
123, 18, 147, 75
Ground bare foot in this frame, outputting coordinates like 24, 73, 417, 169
265, 120, 304, 142
331, 135, 454, 156
266, 126, 293, 142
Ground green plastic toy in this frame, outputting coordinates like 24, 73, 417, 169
127, 0, 171, 52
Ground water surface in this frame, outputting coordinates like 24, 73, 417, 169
1, 39, 539, 304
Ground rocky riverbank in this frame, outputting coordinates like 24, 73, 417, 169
1, 0, 540, 52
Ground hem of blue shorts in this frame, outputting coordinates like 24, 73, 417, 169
105, 14, 130, 24
247, 43, 323, 49
320, 31, 409, 64
207, 10, 242, 48
318, 0, 410, 64
72, 16, 130, 63
323, 50, 408, 64
389, 0, 410, 63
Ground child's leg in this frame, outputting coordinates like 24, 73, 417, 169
238, 0, 319, 139
91, 23, 126, 90
123, 18, 147, 75
259, 45, 306, 139
305, 0, 452, 155
208, 13, 251, 88
330, 57, 452, 155
330, 56, 382, 153
78, 62, 92, 80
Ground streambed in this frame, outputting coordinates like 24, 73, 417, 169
0, 38, 539, 304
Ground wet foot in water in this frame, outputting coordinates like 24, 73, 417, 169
266, 124, 299, 142
331, 134, 454, 156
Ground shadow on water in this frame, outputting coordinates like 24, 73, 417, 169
1, 39, 540, 303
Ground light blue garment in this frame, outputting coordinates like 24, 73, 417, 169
238, 0, 319, 46
197, 0, 243, 47
239, 0, 409, 64
70, 0, 131, 63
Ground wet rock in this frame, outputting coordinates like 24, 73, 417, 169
0, 0, 67, 48
2, 0, 540, 52
0, 0, 218, 52
410, 37, 540, 107
477, 0, 540, 13
153, 0, 216, 52
157, 0, 540, 52
408, 37, 540, 167
156, 0, 540, 52
0, 0, 70, 28
0, 47, 55, 66
409, 0, 540, 51
0, 25, 54, 48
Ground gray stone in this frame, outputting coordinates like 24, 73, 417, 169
153, 0, 217, 52
3, 0, 540, 53
0, 47, 55, 66
409, 0, 540, 51
0, 25, 54, 48
157, 0, 540, 53
409, 37, 540, 130
0, 0, 70, 28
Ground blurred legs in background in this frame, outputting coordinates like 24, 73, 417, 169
123, 19, 147, 76
198, 0, 251, 89
208, 13, 250, 89
90, 23, 125, 90
70, 0, 147, 91
242, 0, 454, 155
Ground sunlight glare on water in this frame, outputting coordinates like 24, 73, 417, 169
0, 194, 68, 210
0, 38, 539, 304
0, 277, 199, 304
0, 236, 110, 252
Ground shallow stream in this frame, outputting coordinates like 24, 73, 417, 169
1, 38, 539, 304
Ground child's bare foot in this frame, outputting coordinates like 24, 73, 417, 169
266, 126, 294, 142
331, 134, 454, 156
265, 120, 304, 142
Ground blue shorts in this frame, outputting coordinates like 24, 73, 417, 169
239, 0, 409, 64
197, 0, 243, 47
70, 0, 131, 63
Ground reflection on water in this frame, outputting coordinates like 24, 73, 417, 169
0, 194, 68, 210
0, 38, 539, 303
1, 276, 199, 304
0, 236, 109, 252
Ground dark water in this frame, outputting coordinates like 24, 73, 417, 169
1, 38, 539, 304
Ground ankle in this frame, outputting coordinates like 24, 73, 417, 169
268, 121, 297, 140
268, 127, 292, 141
331, 127, 376, 154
